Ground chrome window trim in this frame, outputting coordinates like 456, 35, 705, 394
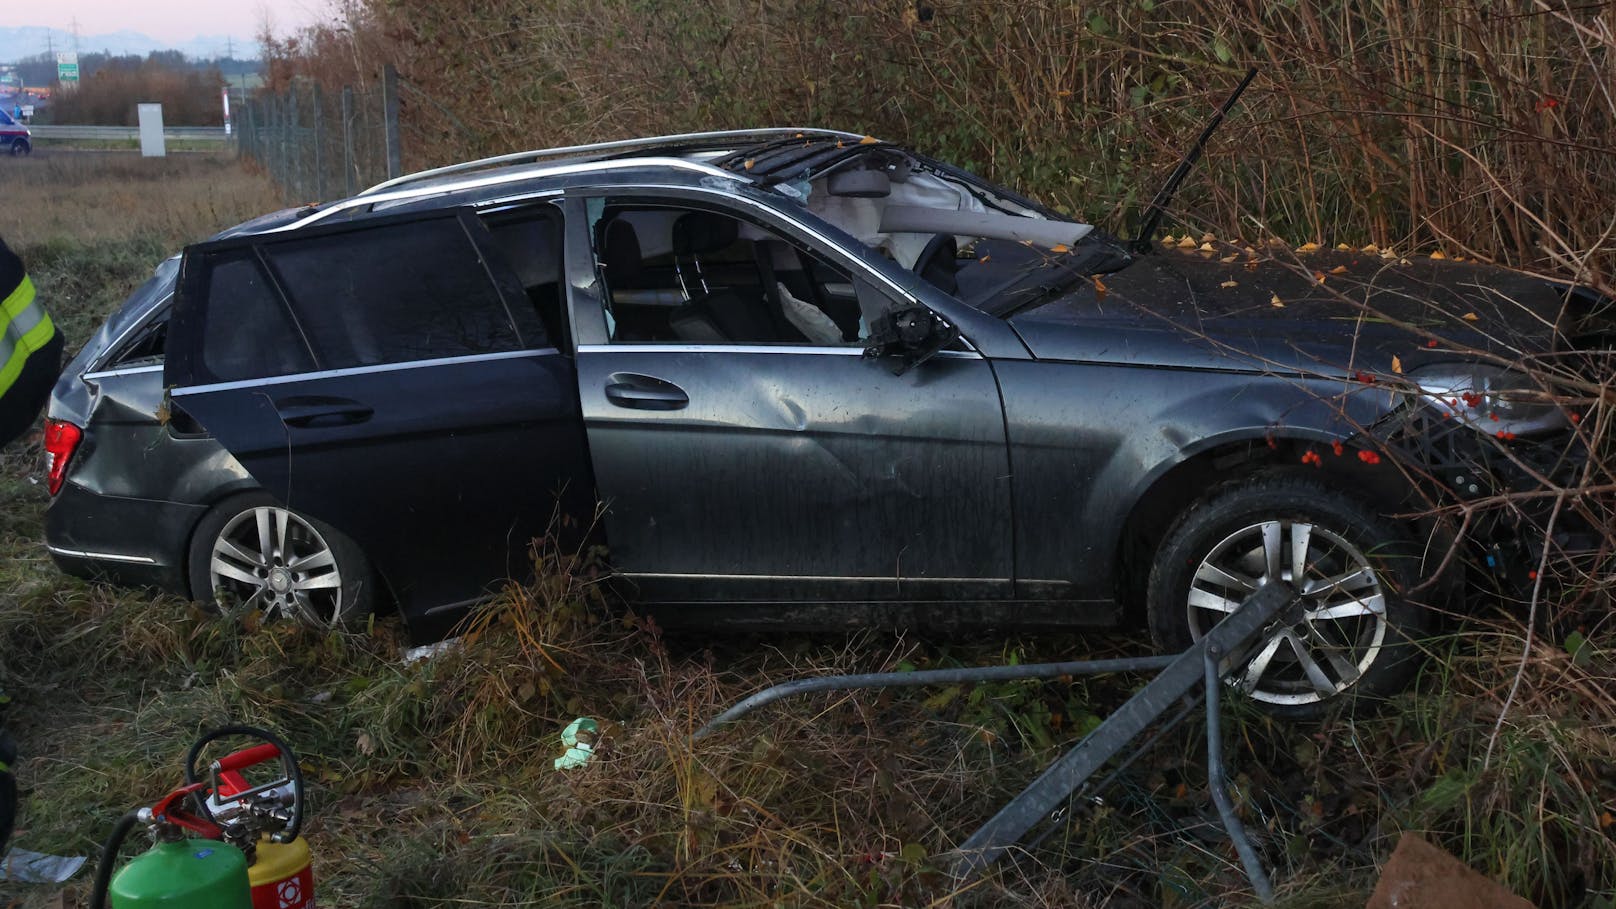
473, 190, 564, 212
46, 545, 158, 565
172, 347, 561, 396
581, 344, 865, 356
83, 364, 164, 380
577, 343, 980, 359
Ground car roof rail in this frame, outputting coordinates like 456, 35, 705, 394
270, 156, 743, 234
357, 127, 867, 197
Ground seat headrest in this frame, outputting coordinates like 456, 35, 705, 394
672, 212, 739, 256
602, 218, 644, 285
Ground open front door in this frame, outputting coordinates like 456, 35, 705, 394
570, 194, 1014, 606
165, 206, 593, 628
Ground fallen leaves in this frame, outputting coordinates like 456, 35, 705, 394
1220, 280, 1239, 288
1270, 293, 1285, 308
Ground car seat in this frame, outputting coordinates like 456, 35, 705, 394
666, 213, 805, 343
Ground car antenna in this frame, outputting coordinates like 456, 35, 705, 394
1131, 67, 1259, 255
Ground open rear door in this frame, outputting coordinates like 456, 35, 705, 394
165, 206, 593, 629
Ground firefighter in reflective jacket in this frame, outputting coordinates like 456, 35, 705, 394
0, 235, 61, 447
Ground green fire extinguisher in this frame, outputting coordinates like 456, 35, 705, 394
89, 725, 311, 909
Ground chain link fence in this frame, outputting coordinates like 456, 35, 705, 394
235, 65, 403, 204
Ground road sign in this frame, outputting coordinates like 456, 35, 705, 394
56, 53, 78, 87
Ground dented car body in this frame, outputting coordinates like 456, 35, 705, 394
43, 128, 1602, 710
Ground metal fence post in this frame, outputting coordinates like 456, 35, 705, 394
288, 87, 302, 202
341, 85, 356, 198
382, 63, 402, 180
312, 83, 326, 201
277, 93, 291, 204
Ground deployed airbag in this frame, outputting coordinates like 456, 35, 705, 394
879, 205, 1093, 249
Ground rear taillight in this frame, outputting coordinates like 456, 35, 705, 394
42, 419, 82, 496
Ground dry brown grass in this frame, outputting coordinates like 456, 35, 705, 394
0, 150, 280, 250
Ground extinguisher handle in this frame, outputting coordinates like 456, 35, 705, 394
148, 782, 224, 840
214, 742, 282, 774
184, 725, 303, 843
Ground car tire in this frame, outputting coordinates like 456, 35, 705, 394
187, 492, 375, 629
1147, 473, 1430, 719
9, 140, 27, 157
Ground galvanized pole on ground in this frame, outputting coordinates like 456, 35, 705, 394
382, 63, 402, 180
341, 86, 356, 198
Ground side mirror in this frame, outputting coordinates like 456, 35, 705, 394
863, 303, 959, 376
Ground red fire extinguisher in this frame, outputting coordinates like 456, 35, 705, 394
89, 725, 315, 909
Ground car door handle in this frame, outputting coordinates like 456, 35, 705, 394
275, 397, 375, 428
604, 374, 689, 411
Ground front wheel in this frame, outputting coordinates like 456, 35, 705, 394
1147, 474, 1431, 718
188, 493, 374, 629
8, 139, 28, 157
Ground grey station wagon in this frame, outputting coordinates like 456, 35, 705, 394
42, 127, 1601, 715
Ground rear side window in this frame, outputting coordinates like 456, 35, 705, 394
200, 254, 314, 382
263, 217, 525, 369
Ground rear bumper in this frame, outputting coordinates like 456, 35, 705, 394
44, 482, 202, 596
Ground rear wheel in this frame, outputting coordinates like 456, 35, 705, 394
188, 493, 374, 629
1147, 474, 1430, 718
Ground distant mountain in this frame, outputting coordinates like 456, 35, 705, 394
0, 26, 260, 62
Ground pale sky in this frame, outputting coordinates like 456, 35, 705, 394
37, 0, 332, 46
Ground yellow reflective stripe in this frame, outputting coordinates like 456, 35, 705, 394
1, 275, 35, 320
3, 277, 47, 344
0, 275, 52, 398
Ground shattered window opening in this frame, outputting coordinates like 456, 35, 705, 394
592, 202, 865, 346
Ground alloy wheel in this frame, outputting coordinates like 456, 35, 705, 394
1184, 519, 1389, 706
209, 506, 345, 627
